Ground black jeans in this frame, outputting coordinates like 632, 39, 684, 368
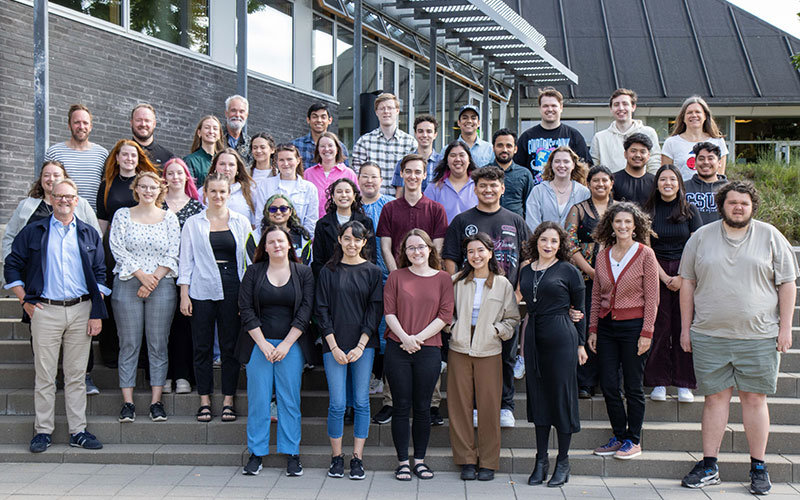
190, 263, 241, 396
167, 292, 195, 383
597, 315, 648, 445
384, 340, 441, 461
577, 280, 599, 388
500, 325, 519, 410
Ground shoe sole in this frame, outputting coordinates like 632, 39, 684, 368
593, 450, 620, 456
150, 415, 168, 422
69, 442, 102, 449
328, 471, 344, 478
650, 396, 667, 401
86, 389, 100, 395
614, 451, 642, 460
349, 473, 366, 480
286, 470, 304, 477
373, 418, 392, 424
682, 477, 721, 489
118, 416, 135, 423
242, 465, 262, 476
750, 486, 770, 495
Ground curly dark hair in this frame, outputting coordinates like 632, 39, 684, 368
522, 221, 572, 262
715, 180, 759, 217
455, 232, 503, 282
260, 193, 310, 241
326, 220, 373, 270
431, 141, 477, 184
592, 202, 655, 247
324, 178, 364, 214
396, 229, 442, 270
643, 164, 695, 223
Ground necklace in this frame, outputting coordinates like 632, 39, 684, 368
553, 182, 569, 195
530, 261, 554, 302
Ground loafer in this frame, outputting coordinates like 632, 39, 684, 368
477, 468, 494, 481
460, 464, 477, 481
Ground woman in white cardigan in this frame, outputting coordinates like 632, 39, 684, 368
254, 144, 318, 236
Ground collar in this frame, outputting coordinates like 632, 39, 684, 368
50, 214, 76, 230
464, 270, 495, 288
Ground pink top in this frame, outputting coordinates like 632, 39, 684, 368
304, 163, 359, 218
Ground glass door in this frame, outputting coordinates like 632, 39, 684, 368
378, 48, 415, 134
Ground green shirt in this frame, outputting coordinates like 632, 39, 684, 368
183, 148, 212, 188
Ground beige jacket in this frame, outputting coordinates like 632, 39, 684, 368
449, 272, 521, 357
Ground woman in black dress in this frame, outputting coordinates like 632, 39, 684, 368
520, 221, 587, 488
565, 165, 614, 398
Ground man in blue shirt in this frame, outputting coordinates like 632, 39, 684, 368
483, 128, 534, 220
291, 102, 350, 169
444, 105, 494, 167
391, 114, 441, 196
4, 179, 110, 454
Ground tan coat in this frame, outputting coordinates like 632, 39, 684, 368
449, 272, 521, 358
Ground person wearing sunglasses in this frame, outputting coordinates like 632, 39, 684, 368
260, 194, 312, 265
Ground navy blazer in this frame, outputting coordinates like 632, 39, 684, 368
4, 216, 108, 320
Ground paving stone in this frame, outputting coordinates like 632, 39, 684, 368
154, 445, 245, 466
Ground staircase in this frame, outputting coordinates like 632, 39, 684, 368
1, 251, 799, 483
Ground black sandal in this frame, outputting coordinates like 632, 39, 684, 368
413, 462, 434, 480
196, 405, 212, 422
394, 464, 412, 481
221, 405, 237, 422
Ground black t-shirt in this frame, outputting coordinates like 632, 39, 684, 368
26, 200, 53, 226
613, 170, 655, 207
140, 140, 175, 170
442, 206, 531, 287
513, 124, 590, 184
258, 278, 296, 340
650, 198, 703, 261
96, 174, 136, 222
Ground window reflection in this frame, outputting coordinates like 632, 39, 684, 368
248, 0, 293, 82
313, 15, 334, 95
130, 0, 209, 54
51, 0, 123, 25
336, 28, 377, 148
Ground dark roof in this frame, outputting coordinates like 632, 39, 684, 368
518, 0, 800, 105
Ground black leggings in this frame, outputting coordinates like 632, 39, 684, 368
535, 425, 572, 461
384, 341, 440, 461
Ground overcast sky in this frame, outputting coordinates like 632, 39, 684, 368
728, 0, 800, 38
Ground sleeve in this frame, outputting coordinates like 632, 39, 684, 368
346, 168, 359, 184
314, 267, 335, 338
89, 230, 108, 296
525, 186, 542, 230
392, 160, 404, 188
238, 266, 261, 332
159, 212, 181, 274
376, 204, 391, 238
687, 204, 703, 233
311, 221, 326, 278
494, 279, 521, 341
423, 183, 438, 203
590, 134, 601, 167
441, 219, 463, 262
661, 137, 676, 161
108, 210, 138, 278
645, 128, 662, 174
341, 143, 351, 168
363, 217, 378, 265
565, 204, 582, 255
640, 249, 661, 338
304, 183, 320, 236
245, 231, 256, 264
521, 171, 534, 220
512, 133, 529, 169
437, 272, 455, 324
44, 145, 55, 162
3, 226, 30, 286
291, 265, 315, 333
2, 202, 27, 260
76, 197, 102, 237
177, 218, 195, 286
351, 137, 367, 171
718, 138, 729, 157
572, 129, 591, 165
678, 232, 699, 280
360, 267, 383, 338
567, 264, 587, 345
383, 271, 398, 316
588, 250, 606, 334
431, 203, 449, 239
96, 181, 108, 221
770, 226, 800, 285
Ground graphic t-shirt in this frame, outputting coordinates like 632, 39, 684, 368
661, 135, 728, 181
513, 124, 590, 185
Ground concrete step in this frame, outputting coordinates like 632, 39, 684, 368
0, 319, 27, 340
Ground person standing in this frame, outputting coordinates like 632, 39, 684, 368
305, 132, 358, 218
485, 129, 533, 219
223, 95, 252, 164
260, 194, 313, 265
5, 179, 108, 453
521, 222, 587, 487
130, 103, 174, 169
662, 96, 728, 181
449, 233, 520, 482
109, 172, 180, 423
184, 115, 225, 188
590, 89, 660, 173
588, 202, 659, 461
424, 141, 479, 224
291, 102, 350, 168
612, 133, 656, 207
525, 146, 590, 229
679, 181, 798, 495
238, 225, 314, 477
249, 132, 276, 185
45, 104, 108, 211
201, 149, 258, 226
446, 105, 494, 167
391, 115, 441, 196
642, 165, 701, 403
683, 142, 728, 225
384, 229, 454, 481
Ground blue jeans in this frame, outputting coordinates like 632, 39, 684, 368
324, 348, 375, 439
246, 339, 304, 456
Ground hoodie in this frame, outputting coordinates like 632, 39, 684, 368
590, 119, 661, 174
684, 174, 728, 225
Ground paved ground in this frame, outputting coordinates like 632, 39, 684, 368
0, 462, 799, 499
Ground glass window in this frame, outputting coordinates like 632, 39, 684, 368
399, 65, 410, 133
336, 28, 378, 148
445, 79, 469, 143
450, 56, 477, 82
312, 15, 334, 95
248, 0, 293, 82
491, 100, 500, 139
437, 49, 451, 70
343, 1, 386, 36
51, 0, 123, 25
415, 65, 430, 115
129, 0, 209, 54
384, 21, 420, 54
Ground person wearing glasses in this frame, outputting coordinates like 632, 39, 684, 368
260, 194, 312, 264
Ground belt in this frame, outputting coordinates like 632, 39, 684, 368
40, 294, 91, 307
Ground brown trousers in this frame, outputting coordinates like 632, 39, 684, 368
446, 350, 502, 470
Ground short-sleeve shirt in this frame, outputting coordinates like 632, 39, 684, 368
613, 170, 655, 207
513, 124, 590, 184
383, 268, 454, 347
45, 142, 108, 211
376, 195, 448, 262
679, 219, 799, 339
662, 135, 729, 181
363, 194, 395, 279
423, 178, 478, 224
442, 206, 531, 287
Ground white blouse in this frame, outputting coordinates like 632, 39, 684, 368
198, 182, 257, 228
254, 176, 319, 235
109, 208, 180, 281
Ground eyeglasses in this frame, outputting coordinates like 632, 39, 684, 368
268, 205, 290, 213
52, 194, 77, 201
405, 245, 429, 253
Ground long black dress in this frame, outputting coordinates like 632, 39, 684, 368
520, 260, 586, 433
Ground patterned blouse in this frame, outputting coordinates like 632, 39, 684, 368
109, 207, 181, 281
565, 198, 612, 280
163, 198, 204, 229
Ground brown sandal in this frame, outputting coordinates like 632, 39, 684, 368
221, 405, 237, 422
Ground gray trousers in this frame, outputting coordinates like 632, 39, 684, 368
112, 276, 176, 388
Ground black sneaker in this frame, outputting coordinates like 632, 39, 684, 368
119, 402, 136, 423
69, 430, 103, 449
149, 401, 167, 422
750, 463, 771, 495
29, 433, 51, 453
286, 455, 303, 476
372, 405, 392, 424
681, 460, 721, 489
343, 407, 355, 425
430, 406, 444, 426
328, 454, 345, 478
242, 454, 262, 475
349, 457, 365, 480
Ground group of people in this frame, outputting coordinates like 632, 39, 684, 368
2, 85, 796, 495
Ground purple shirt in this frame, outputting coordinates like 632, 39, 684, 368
423, 178, 478, 224
304, 163, 359, 218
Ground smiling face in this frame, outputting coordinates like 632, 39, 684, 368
265, 228, 290, 260
612, 211, 635, 242
358, 165, 382, 199
225, 98, 248, 133
69, 110, 92, 143
539, 96, 562, 126
493, 134, 517, 165
720, 190, 753, 228
251, 137, 273, 166
404, 234, 430, 267
332, 182, 354, 210
447, 145, 469, 178
458, 110, 480, 137
117, 144, 139, 175
657, 169, 679, 201
276, 150, 300, 179
624, 142, 650, 171
588, 172, 613, 200
135, 176, 162, 206
214, 153, 238, 181
401, 159, 426, 192
52, 182, 79, 219
307, 109, 332, 134
610, 94, 636, 123
414, 120, 437, 149
695, 149, 720, 180
198, 118, 220, 145
131, 107, 155, 143
317, 136, 338, 165
165, 162, 187, 192
475, 178, 504, 209
338, 227, 367, 259
683, 103, 706, 131
41, 163, 65, 196
550, 151, 574, 180
537, 228, 561, 261
205, 179, 230, 208
267, 197, 291, 226
466, 239, 491, 272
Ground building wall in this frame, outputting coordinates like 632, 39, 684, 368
0, 0, 337, 221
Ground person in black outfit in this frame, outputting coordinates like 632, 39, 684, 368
130, 103, 174, 169
613, 133, 655, 207
311, 178, 377, 278
565, 166, 614, 398
642, 165, 702, 403
237, 225, 315, 477
520, 222, 587, 488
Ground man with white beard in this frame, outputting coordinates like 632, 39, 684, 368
223, 95, 252, 164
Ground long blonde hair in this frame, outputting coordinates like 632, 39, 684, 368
670, 96, 724, 138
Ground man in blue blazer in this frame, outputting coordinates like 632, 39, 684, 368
4, 179, 110, 453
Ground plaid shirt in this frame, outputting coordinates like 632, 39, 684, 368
351, 127, 418, 195
291, 133, 350, 170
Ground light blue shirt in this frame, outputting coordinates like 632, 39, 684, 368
445, 135, 495, 168
423, 177, 479, 224
362, 194, 395, 279
42, 216, 89, 300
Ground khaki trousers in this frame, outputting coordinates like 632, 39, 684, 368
447, 350, 502, 470
31, 301, 92, 435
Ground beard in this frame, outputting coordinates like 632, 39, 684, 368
720, 210, 752, 228
227, 116, 245, 132
131, 127, 153, 143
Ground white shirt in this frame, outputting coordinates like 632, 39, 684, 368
471, 277, 486, 326
109, 208, 180, 281
254, 176, 319, 235
609, 242, 640, 282
198, 182, 256, 227
177, 209, 253, 300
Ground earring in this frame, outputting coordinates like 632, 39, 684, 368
632, 232, 637, 238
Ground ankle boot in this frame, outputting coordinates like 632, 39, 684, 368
527, 454, 549, 485
547, 456, 570, 487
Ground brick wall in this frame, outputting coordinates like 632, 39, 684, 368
0, 1, 337, 221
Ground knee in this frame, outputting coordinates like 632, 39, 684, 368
738, 391, 767, 408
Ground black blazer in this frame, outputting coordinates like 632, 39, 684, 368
311, 210, 377, 278
235, 260, 315, 364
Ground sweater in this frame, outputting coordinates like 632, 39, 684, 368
590, 120, 661, 174
588, 244, 660, 338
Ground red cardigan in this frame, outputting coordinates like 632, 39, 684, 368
588, 244, 660, 338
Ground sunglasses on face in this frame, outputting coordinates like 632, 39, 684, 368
268, 205, 290, 213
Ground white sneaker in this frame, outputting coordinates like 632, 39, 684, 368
677, 388, 694, 403
650, 386, 667, 401
513, 355, 525, 380
473, 409, 478, 428
163, 379, 172, 394
500, 408, 515, 428
369, 377, 384, 395
175, 379, 191, 394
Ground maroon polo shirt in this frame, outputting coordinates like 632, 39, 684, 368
376, 194, 448, 262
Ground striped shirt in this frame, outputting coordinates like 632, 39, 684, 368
351, 127, 417, 195
45, 142, 108, 211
